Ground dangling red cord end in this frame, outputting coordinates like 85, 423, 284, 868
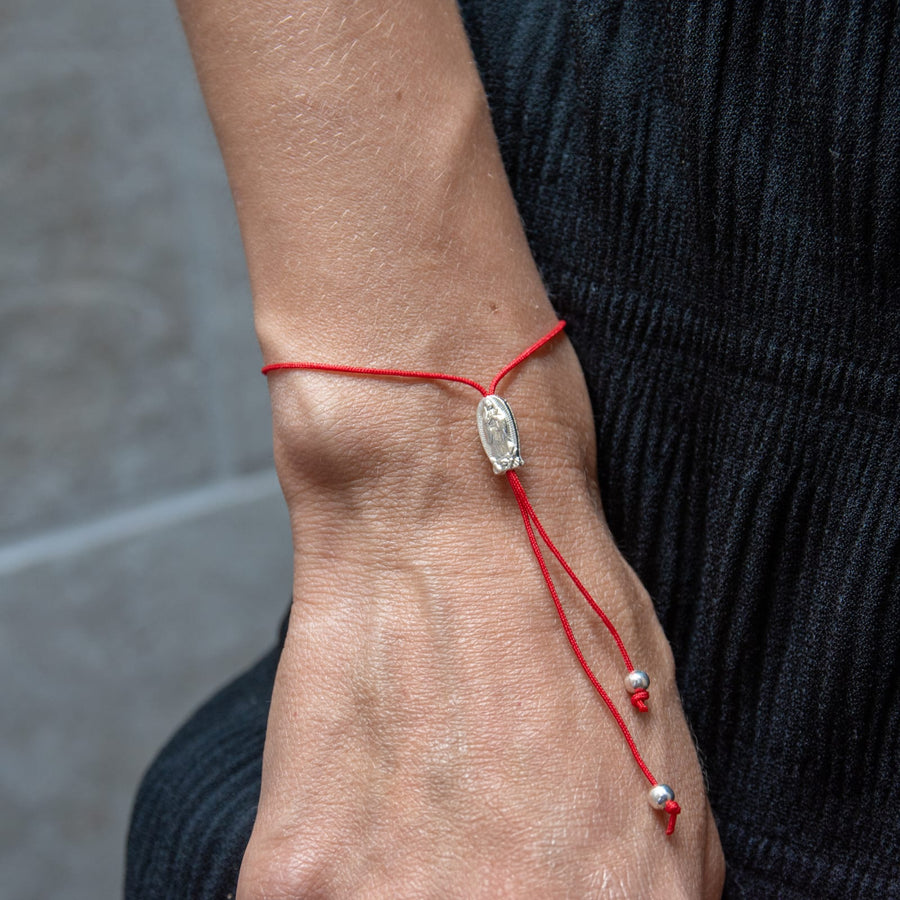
649, 784, 679, 834
665, 800, 682, 835
630, 689, 650, 712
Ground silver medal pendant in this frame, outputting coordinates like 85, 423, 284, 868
476, 395, 524, 475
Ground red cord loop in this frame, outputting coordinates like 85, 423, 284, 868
261, 319, 680, 835
630, 689, 650, 712
664, 800, 682, 836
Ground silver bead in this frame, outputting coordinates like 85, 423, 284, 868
625, 670, 650, 693
648, 784, 675, 810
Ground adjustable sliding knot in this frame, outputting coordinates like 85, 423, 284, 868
261, 318, 681, 835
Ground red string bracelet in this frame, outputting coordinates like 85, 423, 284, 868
262, 319, 681, 835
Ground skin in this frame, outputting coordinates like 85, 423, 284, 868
176, 1, 726, 896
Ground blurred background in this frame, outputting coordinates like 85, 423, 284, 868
1, 2, 293, 897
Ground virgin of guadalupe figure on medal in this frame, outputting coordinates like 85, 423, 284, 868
476, 395, 524, 474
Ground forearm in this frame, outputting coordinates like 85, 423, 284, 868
177, 0, 554, 372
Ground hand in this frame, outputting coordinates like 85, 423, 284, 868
237, 335, 725, 898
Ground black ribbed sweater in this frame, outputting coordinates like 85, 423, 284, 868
127, 3, 900, 896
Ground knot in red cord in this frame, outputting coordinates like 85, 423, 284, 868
664, 800, 681, 836
630, 689, 649, 712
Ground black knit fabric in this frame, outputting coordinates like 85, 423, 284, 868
126, 3, 900, 897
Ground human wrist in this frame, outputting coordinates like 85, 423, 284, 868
267, 328, 598, 539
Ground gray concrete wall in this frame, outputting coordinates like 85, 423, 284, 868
1, 3, 293, 897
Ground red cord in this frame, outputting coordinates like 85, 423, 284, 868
505, 470, 640, 682
630, 689, 650, 713
487, 319, 566, 394
262, 319, 568, 397
261, 359, 490, 396
665, 800, 682, 836
262, 320, 679, 834
506, 469, 657, 788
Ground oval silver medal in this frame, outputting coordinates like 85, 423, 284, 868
476, 395, 524, 474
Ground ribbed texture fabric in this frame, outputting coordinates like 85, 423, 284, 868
460, 0, 900, 895
126, 3, 899, 897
